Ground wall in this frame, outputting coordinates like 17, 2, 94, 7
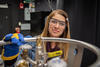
63, 0, 99, 67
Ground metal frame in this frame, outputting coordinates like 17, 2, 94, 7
0, 37, 100, 67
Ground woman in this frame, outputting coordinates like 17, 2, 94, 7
41, 9, 70, 63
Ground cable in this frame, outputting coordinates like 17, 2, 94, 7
47, 0, 53, 11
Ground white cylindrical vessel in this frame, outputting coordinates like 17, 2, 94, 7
47, 57, 67, 67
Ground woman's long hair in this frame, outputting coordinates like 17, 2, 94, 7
41, 9, 70, 62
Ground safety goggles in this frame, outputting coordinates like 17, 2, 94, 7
49, 18, 66, 26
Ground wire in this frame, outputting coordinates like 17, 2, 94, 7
47, 0, 53, 11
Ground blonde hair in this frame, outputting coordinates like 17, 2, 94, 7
41, 9, 70, 61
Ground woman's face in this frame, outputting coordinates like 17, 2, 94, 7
48, 13, 66, 37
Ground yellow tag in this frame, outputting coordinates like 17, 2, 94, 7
48, 50, 63, 58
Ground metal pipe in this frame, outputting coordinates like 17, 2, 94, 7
0, 37, 100, 67
26, 57, 37, 65
56, 0, 64, 9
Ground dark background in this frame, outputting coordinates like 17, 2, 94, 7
0, 0, 100, 67
64, 0, 100, 67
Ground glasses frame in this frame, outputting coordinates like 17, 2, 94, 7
49, 18, 66, 27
